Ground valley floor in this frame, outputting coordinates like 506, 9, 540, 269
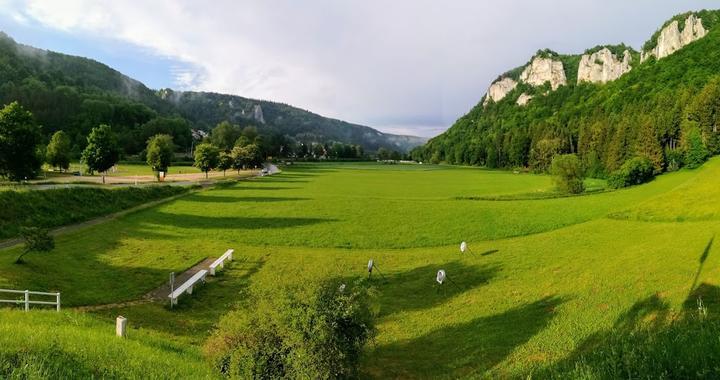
1, 159, 719, 378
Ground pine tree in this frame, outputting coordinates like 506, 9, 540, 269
635, 119, 664, 173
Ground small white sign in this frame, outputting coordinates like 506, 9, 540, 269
436, 269, 446, 284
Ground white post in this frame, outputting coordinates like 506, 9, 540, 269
56, 293, 61, 312
24, 290, 29, 312
116, 316, 127, 337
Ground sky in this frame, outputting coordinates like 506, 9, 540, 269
0, 1, 715, 137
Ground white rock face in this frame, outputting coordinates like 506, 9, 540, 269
483, 77, 518, 105
252, 104, 265, 124
520, 57, 567, 90
642, 14, 707, 62
577, 48, 633, 84
516, 93, 533, 106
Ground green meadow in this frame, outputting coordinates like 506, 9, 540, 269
1, 159, 719, 378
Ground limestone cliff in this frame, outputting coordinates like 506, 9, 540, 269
516, 93, 533, 106
577, 48, 632, 84
642, 14, 707, 62
519, 56, 567, 90
483, 77, 518, 105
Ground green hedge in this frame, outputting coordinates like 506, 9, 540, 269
0, 185, 188, 239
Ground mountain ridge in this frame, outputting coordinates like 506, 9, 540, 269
0, 32, 425, 155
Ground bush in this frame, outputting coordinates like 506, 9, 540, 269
550, 154, 585, 194
607, 157, 655, 189
207, 280, 376, 379
684, 126, 710, 169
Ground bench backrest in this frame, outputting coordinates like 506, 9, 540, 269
170, 269, 208, 297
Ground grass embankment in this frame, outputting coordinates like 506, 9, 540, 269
0, 185, 190, 240
0, 310, 216, 379
0, 159, 719, 377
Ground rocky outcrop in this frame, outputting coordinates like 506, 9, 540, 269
641, 14, 707, 62
483, 77, 518, 105
516, 93, 533, 106
519, 56, 567, 90
252, 104, 265, 124
577, 48, 632, 84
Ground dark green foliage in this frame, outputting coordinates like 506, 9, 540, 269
0, 186, 187, 240
550, 154, 585, 194
81, 124, 120, 176
420, 10, 720, 175
684, 125, 710, 169
208, 280, 375, 379
193, 143, 220, 178
145, 134, 174, 178
210, 121, 242, 151
0, 102, 43, 181
16, 227, 54, 263
46, 130, 71, 171
607, 157, 655, 189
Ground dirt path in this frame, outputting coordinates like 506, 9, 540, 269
75, 257, 216, 311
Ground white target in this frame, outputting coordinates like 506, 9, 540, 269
460, 241, 468, 253
368, 259, 374, 273
436, 269, 446, 284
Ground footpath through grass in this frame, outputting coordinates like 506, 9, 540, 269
0, 159, 719, 377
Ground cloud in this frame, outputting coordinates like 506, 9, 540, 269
0, 0, 713, 137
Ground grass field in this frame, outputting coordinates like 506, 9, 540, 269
1, 159, 719, 378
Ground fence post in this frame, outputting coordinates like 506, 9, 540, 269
56, 293, 61, 312
24, 290, 29, 312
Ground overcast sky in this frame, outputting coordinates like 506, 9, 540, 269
0, 1, 715, 137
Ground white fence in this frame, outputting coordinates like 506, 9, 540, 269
0, 289, 60, 311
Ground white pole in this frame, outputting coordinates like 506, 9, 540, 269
116, 316, 127, 337
24, 290, 29, 312
56, 293, 61, 312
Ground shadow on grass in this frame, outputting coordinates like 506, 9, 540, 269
540, 238, 720, 378
371, 262, 500, 317
480, 249, 500, 257
368, 295, 565, 378
182, 194, 310, 203
222, 186, 301, 191
143, 211, 335, 230
90, 257, 267, 343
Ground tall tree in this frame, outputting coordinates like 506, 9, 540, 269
46, 130, 71, 172
194, 143, 220, 179
210, 121, 241, 151
0, 102, 43, 181
81, 124, 120, 183
635, 118, 664, 174
146, 134, 175, 180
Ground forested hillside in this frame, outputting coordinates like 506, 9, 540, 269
0, 32, 423, 158
415, 10, 720, 178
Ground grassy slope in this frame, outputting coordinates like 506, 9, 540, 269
0, 185, 189, 240
0, 310, 216, 379
0, 160, 718, 377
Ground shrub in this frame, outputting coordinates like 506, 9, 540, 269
207, 280, 376, 379
683, 126, 709, 169
550, 154, 585, 194
607, 157, 655, 189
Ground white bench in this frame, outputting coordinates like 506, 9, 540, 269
209, 249, 234, 276
168, 269, 207, 305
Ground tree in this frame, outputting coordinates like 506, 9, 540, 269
210, 121, 241, 151
46, 131, 72, 172
208, 280, 375, 379
550, 154, 585, 194
194, 143, 220, 178
377, 147, 391, 161
529, 138, 561, 172
0, 102, 43, 181
81, 124, 120, 183
146, 134, 175, 180
218, 151, 233, 176
683, 125, 709, 169
16, 227, 54, 264
608, 157, 655, 189
635, 119, 664, 174
231, 143, 262, 170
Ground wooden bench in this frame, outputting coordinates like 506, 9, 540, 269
209, 249, 234, 276
168, 269, 207, 305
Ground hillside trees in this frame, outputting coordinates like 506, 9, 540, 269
81, 124, 120, 182
46, 131, 72, 171
683, 125, 709, 169
0, 102, 44, 181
